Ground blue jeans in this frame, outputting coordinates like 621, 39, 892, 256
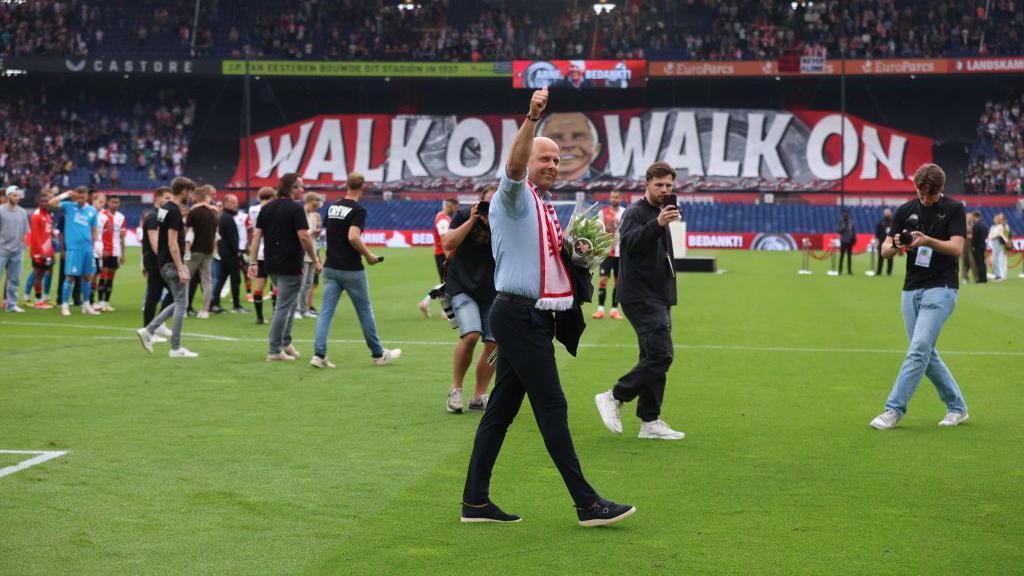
313, 267, 384, 358
0, 248, 24, 308
884, 287, 968, 416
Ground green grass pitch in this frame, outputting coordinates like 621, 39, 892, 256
1, 248, 1022, 575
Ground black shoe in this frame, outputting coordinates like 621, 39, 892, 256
232, 306, 249, 314
187, 308, 198, 318
460, 502, 521, 523
576, 498, 636, 527
209, 305, 225, 314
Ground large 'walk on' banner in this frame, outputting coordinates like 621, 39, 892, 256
230, 108, 932, 193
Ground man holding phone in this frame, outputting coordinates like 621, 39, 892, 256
595, 161, 685, 440
442, 184, 498, 413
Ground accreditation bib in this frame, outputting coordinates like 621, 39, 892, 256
914, 246, 933, 268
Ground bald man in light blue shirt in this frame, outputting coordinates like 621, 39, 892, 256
461, 88, 635, 528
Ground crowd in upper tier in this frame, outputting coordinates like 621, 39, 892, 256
3, 0, 1021, 61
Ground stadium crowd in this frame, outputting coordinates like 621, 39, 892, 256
3, 0, 1023, 61
967, 94, 1024, 195
0, 88, 195, 192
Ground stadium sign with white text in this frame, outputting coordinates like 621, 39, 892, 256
229, 108, 932, 193
650, 57, 1024, 77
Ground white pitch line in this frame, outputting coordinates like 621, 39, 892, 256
0, 320, 238, 341
0, 450, 67, 479
1, 321, 1022, 357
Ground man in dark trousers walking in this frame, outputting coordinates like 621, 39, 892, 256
837, 210, 855, 275
971, 211, 988, 283
461, 87, 635, 527
875, 208, 895, 276
595, 161, 685, 440
248, 173, 322, 362
211, 194, 246, 313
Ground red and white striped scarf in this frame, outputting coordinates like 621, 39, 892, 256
528, 180, 574, 311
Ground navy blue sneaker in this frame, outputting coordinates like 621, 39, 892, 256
576, 499, 636, 527
460, 502, 522, 523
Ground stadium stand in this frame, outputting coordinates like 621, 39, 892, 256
0, 85, 195, 191
967, 93, 1024, 195
3, 0, 1022, 60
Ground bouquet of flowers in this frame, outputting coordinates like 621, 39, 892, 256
563, 200, 615, 270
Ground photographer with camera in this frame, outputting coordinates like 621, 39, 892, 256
595, 161, 685, 440
870, 163, 969, 430
442, 184, 498, 414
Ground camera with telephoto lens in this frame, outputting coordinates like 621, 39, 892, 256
429, 284, 460, 330
898, 214, 920, 247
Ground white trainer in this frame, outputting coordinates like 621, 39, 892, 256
373, 348, 402, 366
151, 334, 168, 344
169, 347, 198, 358
136, 328, 154, 353
284, 345, 301, 359
447, 388, 464, 413
82, 304, 100, 315
104, 304, 116, 312
7, 305, 25, 313
292, 311, 303, 320
309, 355, 336, 369
61, 303, 71, 316
938, 411, 969, 427
197, 310, 209, 319
870, 410, 902, 430
266, 352, 295, 362
155, 323, 173, 338
638, 419, 685, 440
594, 390, 623, 434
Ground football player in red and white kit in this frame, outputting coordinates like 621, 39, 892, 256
28, 191, 56, 309
417, 197, 459, 318
94, 195, 127, 311
593, 190, 626, 320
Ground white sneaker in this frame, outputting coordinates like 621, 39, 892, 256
136, 328, 154, 353
638, 419, 685, 440
156, 323, 173, 338
284, 345, 300, 359
373, 349, 402, 366
7, 305, 25, 313
61, 303, 71, 316
870, 410, 902, 430
418, 299, 431, 318
266, 352, 295, 362
197, 310, 209, 319
82, 304, 100, 315
309, 355, 336, 369
938, 411, 969, 427
594, 390, 623, 434
169, 347, 198, 358
151, 334, 168, 344
293, 311, 303, 320
302, 311, 318, 319
104, 304, 116, 312
447, 388, 464, 413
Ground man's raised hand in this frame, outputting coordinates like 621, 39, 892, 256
529, 87, 549, 118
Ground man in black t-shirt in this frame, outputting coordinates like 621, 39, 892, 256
141, 187, 174, 329
137, 177, 197, 357
443, 184, 497, 413
248, 173, 322, 362
869, 163, 969, 430
311, 173, 400, 368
